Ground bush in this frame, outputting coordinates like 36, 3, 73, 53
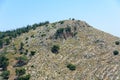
58, 21, 64, 24
55, 28, 64, 39
17, 74, 31, 80
1, 70, 10, 79
0, 55, 9, 70
51, 45, 60, 54
65, 26, 71, 33
67, 64, 76, 71
41, 34, 46, 37
25, 37, 29, 40
15, 56, 28, 67
30, 51, 36, 56
0, 40, 3, 48
115, 41, 120, 45
15, 68, 26, 76
24, 50, 28, 55
5, 38, 10, 45
113, 50, 119, 55
19, 42, 24, 50
31, 35, 34, 38
72, 18, 75, 20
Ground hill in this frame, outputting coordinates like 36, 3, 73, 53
0, 19, 120, 80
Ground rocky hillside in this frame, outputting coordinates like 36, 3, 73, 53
0, 19, 120, 80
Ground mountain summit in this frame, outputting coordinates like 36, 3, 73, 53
0, 19, 120, 80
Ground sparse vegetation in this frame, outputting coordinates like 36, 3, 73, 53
0, 21, 49, 41
51, 45, 60, 54
67, 64, 76, 71
1, 20, 120, 80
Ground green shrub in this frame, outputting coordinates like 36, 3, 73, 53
25, 37, 29, 40
74, 32, 77, 36
15, 56, 28, 67
72, 18, 75, 20
16, 68, 26, 76
19, 42, 24, 50
51, 45, 60, 54
31, 35, 34, 38
65, 26, 71, 33
30, 51, 36, 56
0, 40, 3, 48
58, 21, 64, 24
5, 38, 10, 45
55, 28, 64, 39
56, 28, 64, 34
1, 70, 10, 79
31, 65, 34, 68
16, 56, 28, 61
67, 64, 76, 71
17, 74, 31, 80
115, 41, 120, 45
113, 50, 119, 55
0, 55, 9, 70
41, 34, 46, 37
24, 49, 28, 55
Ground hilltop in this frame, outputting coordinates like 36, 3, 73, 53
0, 19, 120, 80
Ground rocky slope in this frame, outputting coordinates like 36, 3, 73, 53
1, 19, 120, 80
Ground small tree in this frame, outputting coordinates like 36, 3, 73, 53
67, 64, 76, 71
113, 50, 119, 55
115, 41, 120, 45
30, 51, 36, 56
51, 45, 60, 54
1, 70, 10, 79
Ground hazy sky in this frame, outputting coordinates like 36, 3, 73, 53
0, 0, 120, 37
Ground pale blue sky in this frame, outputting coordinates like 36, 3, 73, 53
0, 0, 120, 37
